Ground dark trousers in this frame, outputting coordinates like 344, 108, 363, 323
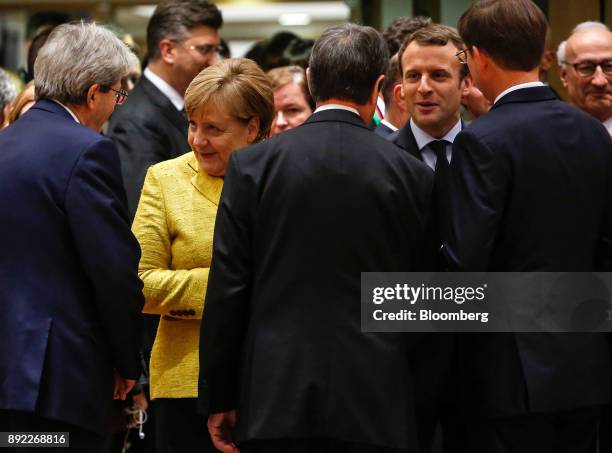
154, 398, 216, 453
0, 409, 105, 453
600, 405, 612, 453
241, 438, 411, 453
463, 407, 600, 453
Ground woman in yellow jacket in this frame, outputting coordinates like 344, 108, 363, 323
132, 58, 274, 453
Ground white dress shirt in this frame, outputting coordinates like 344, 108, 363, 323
603, 116, 612, 137
494, 81, 545, 105
314, 104, 360, 116
410, 119, 462, 171
143, 67, 184, 112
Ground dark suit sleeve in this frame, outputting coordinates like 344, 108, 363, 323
199, 152, 252, 414
107, 117, 175, 219
595, 132, 612, 271
442, 130, 511, 270
64, 137, 144, 379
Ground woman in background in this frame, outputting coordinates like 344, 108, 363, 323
132, 58, 274, 453
5, 81, 35, 126
267, 65, 314, 136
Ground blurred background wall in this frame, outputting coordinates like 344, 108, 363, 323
0, 0, 610, 98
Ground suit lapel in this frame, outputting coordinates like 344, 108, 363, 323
188, 154, 223, 206
393, 125, 422, 161
139, 77, 188, 140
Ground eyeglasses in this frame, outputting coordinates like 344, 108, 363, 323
563, 59, 612, 77
106, 86, 129, 105
187, 44, 220, 57
455, 49, 468, 65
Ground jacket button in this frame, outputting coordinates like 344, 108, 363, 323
170, 310, 177, 316
189, 309, 195, 316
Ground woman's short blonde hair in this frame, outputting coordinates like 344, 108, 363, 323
266, 65, 315, 110
185, 58, 274, 143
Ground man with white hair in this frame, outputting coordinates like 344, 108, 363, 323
0, 68, 16, 125
557, 21, 612, 135
0, 22, 144, 451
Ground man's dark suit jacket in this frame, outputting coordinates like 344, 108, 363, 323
199, 109, 435, 450
0, 100, 144, 434
373, 121, 394, 138
107, 75, 190, 219
444, 86, 612, 416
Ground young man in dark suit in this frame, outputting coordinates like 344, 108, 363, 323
198, 23, 436, 453
387, 24, 469, 453
445, 1, 612, 451
0, 23, 143, 451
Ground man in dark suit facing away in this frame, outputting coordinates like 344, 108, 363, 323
445, 1, 612, 452
0, 22, 143, 451
198, 23, 436, 453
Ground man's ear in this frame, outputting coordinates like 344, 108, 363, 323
393, 83, 406, 111
246, 116, 261, 144
159, 39, 177, 65
305, 67, 314, 101
371, 74, 385, 106
460, 72, 470, 94
559, 65, 569, 88
470, 46, 488, 73
85, 84, 100, 109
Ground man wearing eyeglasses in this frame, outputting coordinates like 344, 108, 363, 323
107, 0, 223, 219
0, 22, 144, 451
558, 21, 612, 136
443, 2, 612, 452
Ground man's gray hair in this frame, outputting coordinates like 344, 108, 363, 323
0, 68, 17, 108
34, 21, 139, 105
557, 21, 610, 68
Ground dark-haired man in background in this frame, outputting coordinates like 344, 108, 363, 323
445, 0, 612, 452
199, 23, 436, 453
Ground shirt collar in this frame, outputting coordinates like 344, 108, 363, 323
409, 118, 462, 150
144, 67, 184, 111
314, 104, 360, 116
380, 119, 399, 132
603, 116, 612, 137
50, 99, 80, 123
494, 81, 545, 105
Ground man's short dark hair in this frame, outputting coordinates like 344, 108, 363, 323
309, 23, 389, 105
397, 23, 468, 79
381, 54, 401, 105
458, 0, 547, 71
383, 16, 432, 56
147, 0, 222, 61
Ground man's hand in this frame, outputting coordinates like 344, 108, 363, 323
113, 370, 136, 400
208, 410, 240, 453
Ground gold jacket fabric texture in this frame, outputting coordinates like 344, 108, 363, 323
132, 152, 223, 399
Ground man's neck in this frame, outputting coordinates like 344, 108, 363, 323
316, 98, 373, 124
413, 114, 461, 139
487, 68, 540, 102
385, 105, 408, 130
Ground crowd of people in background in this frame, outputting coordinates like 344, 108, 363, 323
1, 0, 612, 452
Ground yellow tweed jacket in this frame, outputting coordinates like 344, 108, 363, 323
132, 152, 223, 400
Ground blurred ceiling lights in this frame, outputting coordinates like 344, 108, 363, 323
133, 2, 350, 25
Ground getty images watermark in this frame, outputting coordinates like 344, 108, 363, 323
361, 272, 612, 333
